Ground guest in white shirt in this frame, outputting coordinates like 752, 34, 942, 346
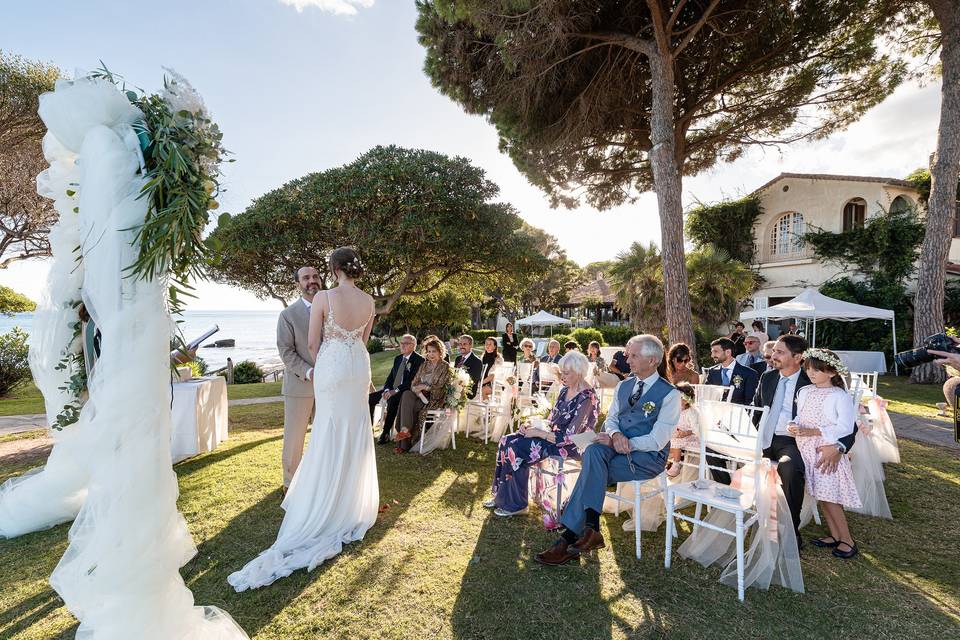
535, 334, 679, 566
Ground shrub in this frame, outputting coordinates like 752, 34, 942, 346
366, 337, 385, 354
468, 329, 499, 343
570, 327, 605, 350
0, 328, 31, 396
597, 325, 633, 346
551, 333, 574, 350
232, 360, 264, 384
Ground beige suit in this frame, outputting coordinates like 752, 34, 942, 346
277, 298, 315, 486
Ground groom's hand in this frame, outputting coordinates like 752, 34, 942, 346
595, 433, 613, 448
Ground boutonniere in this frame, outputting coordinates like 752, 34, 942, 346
405, 361, 412, 372
641, 401, 656, 417
732, 374, 743, 389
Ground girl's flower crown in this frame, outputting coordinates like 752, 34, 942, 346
802, 348, 848, 374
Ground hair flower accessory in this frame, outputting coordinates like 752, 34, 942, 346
802, 348, 848, 374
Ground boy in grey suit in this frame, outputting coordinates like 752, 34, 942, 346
277, 267, 320, 489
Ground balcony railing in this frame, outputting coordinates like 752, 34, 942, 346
761, 244, 814, 264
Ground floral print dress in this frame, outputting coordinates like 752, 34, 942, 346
490, 386, 599, 513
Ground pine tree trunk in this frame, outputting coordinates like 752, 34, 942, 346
911, 1, 960, 385
647, 50, 697, 356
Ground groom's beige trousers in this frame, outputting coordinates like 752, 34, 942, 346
282, 395, 315, 486
277, 300, 316, 487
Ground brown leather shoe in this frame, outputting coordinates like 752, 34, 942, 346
534, 539, 580, 566
572, 527, 606, 553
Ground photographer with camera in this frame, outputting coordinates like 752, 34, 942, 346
898, 333, 960, 444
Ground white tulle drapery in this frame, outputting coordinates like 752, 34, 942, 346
0, 135, 91, 538
864, 396, 901, 464
2, 76, 248, 639
678, 460, 805, 594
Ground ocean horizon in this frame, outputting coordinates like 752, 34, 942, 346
0, 310, 284, 372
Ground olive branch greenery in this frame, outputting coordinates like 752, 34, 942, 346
49, 66, 229, 430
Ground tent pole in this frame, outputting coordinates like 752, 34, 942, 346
892, 317, 898, 376
812, 315, 817, 347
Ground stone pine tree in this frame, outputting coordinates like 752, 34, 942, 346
883, 1, 960, 384
416, 0, 903, 352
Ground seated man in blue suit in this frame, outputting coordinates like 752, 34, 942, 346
705, 337, 759, 404
703, 337, 760, 484
535, 334, 679, 565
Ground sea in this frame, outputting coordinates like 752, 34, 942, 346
0, 310, 283, 373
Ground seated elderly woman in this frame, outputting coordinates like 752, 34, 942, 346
484, 351, 599, 517
395, 336, 451, 453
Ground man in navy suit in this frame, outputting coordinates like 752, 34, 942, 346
452, 334, 484, 398
705, 337, 760, 404
369, 334, 424, 444
703, 337, 760, 484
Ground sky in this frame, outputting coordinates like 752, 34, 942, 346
0, 0, 943, 310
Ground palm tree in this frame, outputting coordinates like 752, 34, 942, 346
686, 245, 755, 330
608, 242, 664, 333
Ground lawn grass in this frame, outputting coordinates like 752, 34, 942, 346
1, 402, 957, 639
878, 376, 954, 422
0, 382, 43, 417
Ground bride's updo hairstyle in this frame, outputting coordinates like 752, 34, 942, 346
329, 246, 364, 280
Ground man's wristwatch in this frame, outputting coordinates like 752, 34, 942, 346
835, 442, 847, 454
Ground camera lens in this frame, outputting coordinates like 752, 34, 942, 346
895, 347, 933, 369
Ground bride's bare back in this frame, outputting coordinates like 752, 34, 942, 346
307, 285, 375, 356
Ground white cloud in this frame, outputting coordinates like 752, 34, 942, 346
278, 0, 375, 15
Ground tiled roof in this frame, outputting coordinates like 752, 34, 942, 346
753, 172, 915, 194
567, 277, 617, 305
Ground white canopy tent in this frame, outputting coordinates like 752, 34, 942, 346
515, 310, 572, 335
740, 287, 899, 374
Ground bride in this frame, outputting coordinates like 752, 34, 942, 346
228, 247, 380, 592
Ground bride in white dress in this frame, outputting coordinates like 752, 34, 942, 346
228, 247, 380, 592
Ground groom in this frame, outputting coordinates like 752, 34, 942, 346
277, 266, 320, 491
536, 334, 679, 565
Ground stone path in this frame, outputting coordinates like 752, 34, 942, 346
887, 410, 959, 452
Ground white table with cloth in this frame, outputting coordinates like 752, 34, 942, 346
834, 351, 887, 374
170, 376, 229, 463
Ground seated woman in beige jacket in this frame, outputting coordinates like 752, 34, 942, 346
395, 336, 451, 453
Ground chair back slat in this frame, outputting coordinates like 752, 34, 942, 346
849, 371, 878, 398
697, 400, 768, 470
692, 384, 734, 403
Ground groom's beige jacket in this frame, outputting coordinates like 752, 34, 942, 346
277, 298, 315, 398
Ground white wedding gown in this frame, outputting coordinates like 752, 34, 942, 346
228, 305, 380, 592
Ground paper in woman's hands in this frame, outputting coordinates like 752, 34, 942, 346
569, 430, 598, 452
416, 391, 428, 404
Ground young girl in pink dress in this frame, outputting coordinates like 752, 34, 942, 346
788, 348, 862, 559
666, 383, 698, 478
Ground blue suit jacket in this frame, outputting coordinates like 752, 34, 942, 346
705, 362, 759, 405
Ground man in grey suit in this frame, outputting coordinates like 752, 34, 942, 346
277, 266, 321, 490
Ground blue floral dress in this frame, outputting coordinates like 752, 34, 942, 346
490, 386, 599, 512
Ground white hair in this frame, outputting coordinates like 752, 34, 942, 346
519, 338, 535, 349
627, 334, 665, 360
401, 333, 418, 345
558, 350, 590, 380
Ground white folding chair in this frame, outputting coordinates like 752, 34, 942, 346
533, 454, 582, 525
465, 364, 513, 443
538, 361, 559, 396
692, 384, 734, 403
664, 401, 770, 602
605, 471, 670, 560
419, 407, 459, 453
849, 371, 878, 400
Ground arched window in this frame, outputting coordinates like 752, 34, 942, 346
769, 212, 805, 257
890, 195, 912, 214
843, 198, 866, 231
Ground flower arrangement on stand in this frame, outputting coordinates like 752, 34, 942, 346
446, 366, 473, 411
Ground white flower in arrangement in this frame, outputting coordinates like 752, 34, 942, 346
641, 400, 656, 417
161, 67, 206, 116
446, 366, 473, 410
732, 374, 743, 389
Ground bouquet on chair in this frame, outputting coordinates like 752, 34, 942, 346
445, 366, 472, 411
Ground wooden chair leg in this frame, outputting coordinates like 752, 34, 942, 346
634, 481, 642, 559
664, 489, 674, 569
736, 511, 745, 602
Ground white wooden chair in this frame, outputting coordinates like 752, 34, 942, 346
533, 454, 582, 526
537, 361, 559, 396
691, 384, 734, 403
664, 401, 770, 601
419, 408, 459, 454
849, 371, 878, 400
605, 471, 670, 560
465, 364, 514, 443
